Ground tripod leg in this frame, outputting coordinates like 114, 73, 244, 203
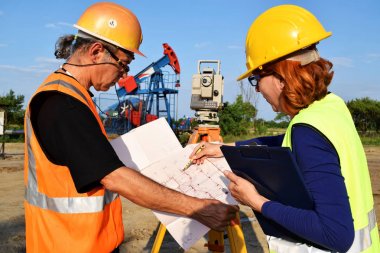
151, 223, 166, 253
205, 213, 248, 253
205, 229, 225, 252
188, 129, 200, 144
226, 215, 248, 253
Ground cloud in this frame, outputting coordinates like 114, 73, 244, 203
0, 64, 52, 74
0, 43, 7, 48
0, 10, 4, 16
364, 53, 380, 63
35, 57, 62, 64
45, 22, 72, 29
194, 42, 211, 49
330, 57, 353, 68
0, 57, 63, 74
227, 45, 243, 50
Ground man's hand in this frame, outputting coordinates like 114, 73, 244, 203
102, 166, 239, 231
190, 199, 239, 231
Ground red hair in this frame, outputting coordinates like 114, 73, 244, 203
269, 58, 334, 116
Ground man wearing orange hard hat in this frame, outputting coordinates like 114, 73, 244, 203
190, 4, 379, 253
24, 2, 239, 252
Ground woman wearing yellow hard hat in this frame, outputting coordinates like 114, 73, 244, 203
191, 5, 379, 253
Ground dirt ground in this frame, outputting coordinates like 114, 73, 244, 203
0, 143, 379, 253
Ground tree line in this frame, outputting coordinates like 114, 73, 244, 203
217, 95, 380, 136
1, 89, 380, 137
346, 97, 380, 134
0, 90, 25, 129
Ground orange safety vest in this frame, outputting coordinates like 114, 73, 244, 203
24, 72, 124, 253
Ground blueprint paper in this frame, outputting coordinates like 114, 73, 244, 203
110, 117, 182, 169
110, 117, 237, 250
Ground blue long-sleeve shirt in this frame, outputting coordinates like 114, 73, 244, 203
235, 124, 354, 252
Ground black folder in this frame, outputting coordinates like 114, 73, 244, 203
221, 145, 314, 242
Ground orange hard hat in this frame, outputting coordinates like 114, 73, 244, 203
74, 2, 144, 57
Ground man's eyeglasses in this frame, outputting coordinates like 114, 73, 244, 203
104, 47, 132, 74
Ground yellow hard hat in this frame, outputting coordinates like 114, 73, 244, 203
237, 5, 332, 81
74, 2, 144, 57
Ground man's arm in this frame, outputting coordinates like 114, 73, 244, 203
101, 166, 239, 231
31, 92, 239, 231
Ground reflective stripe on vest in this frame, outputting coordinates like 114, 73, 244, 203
43, 79, 88, 102
25, 79, 118, 213
347, 208, 377, 253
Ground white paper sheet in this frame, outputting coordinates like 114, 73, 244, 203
110, 118, 237, 250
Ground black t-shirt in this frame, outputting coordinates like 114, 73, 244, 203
30, 89, 124, 193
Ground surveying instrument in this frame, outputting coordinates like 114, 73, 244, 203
151, 60, 247, 253
187, 60, 224, 143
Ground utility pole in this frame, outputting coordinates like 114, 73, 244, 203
0, 107, 6, 159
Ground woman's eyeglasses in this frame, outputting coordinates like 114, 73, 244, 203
248, 70, 282, 89
248, 74, 262, 88
248, 70, 274, 88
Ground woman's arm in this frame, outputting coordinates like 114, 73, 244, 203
261, 125, 354, 252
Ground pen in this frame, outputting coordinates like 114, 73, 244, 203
182, 144, 205, 171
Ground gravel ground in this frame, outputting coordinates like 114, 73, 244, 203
1, 143, 379, 252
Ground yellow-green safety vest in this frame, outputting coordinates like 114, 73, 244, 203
275, 93, 379, 253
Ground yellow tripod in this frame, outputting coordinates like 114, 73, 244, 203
151, 125, 248, 253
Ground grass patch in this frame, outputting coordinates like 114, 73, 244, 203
1, 134, 24, 143
222, 129, 380, 146
360, 135, 380, 146
222, 128, 286, 143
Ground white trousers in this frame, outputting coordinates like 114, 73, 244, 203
267, 236, 333, 253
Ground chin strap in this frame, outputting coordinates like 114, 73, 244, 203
62, 62, 119, 68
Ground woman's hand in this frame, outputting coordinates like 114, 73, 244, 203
189, 142, 223, 165
224, 171, 269, 212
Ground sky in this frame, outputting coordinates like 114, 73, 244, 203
1, 0, 380, 121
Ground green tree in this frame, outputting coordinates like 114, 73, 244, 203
346, 97, 380, 133
0, 90, 25, 127
219, 95, 256, 136
274, 112, 291, 123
